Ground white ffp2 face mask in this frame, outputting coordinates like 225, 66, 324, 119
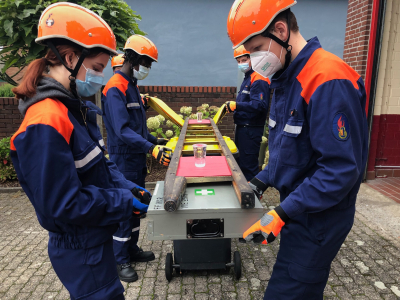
250, 40, 283, 78
133, 65, 150, 80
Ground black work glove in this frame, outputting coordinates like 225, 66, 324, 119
156, 138, 169, 145
132, 186, 152, 205
248, 177, 268, 200
142, 95, 151, 110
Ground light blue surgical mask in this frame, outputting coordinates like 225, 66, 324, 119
75, 59, 104, 97
133, 65, 150, 80
238, 62, 251, 73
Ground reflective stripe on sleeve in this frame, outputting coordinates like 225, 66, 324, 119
283, 124, 302, 134
132, 226, 140, 232
74, 147, 101, 169
113, 236, 131, 242
127, 103, 140, 108
242, 90, 250, 94
99, 139, 105, 147
269, 118, 276, 128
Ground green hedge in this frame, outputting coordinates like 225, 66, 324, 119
0, 136, 17, 182
0, 84, 14, 97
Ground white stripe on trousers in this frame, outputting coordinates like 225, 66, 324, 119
113, 236, 131, 242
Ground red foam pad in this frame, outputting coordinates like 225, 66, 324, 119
188, 119, 211, 124
176, 156, 232, 177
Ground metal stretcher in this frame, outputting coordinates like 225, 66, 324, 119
145, 96, 264, 281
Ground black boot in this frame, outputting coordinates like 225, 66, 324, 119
130, 248, 155, 262
117, 263, 138, 282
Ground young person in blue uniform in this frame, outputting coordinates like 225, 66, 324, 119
111, 54, 125, 74
226, 45, 271, 181
227, 0, 369, 299
102, 35, 170, 282
10, 3, 150, 299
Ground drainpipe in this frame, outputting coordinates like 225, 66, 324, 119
363, 0, 387, 181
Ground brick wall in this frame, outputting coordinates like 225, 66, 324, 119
0, 97, 21, 139
343, 0, 374, 80
0, 86, 237, 142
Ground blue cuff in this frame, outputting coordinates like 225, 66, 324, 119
279, 197, 301, 219
144, 141, 155, 154
255, 168, 269, 187
132, 198, 149, 213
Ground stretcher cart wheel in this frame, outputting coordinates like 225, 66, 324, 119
165, 253, 173, 282
233, 251, 242, 280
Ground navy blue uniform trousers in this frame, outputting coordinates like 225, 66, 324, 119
264, 205, 355, 299
49, 238, 125, 300
235, 125, 264, 181
110, 153, 147, 264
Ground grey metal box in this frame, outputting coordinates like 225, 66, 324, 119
147, 181, 264, 241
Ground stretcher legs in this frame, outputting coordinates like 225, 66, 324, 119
164, 238, 241, 281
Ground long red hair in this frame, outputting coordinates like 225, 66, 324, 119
13, 44, 103, 99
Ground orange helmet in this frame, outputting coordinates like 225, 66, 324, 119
234, 45, 250, 59
36, 2, 117, 55
227, 0, 297, 49
111, 54, 125, 68
124, 35, 158, 62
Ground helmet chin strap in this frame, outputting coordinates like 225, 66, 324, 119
46, 41, 90, 99
262, 8, 292, 72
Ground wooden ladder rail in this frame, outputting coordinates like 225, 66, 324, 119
163, 118, 255, 212
209, 119, 255, 209
163, 118, 189, 212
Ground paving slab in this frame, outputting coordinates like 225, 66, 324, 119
0, 184, 399, 299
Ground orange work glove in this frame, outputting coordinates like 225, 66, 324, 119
151, 146, 172, 166
243, 206, 289, 245
226, 101, 236, 113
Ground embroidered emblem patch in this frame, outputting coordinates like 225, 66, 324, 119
260, 93, 263, 100
332, 113, 349, 141
46, 14, 54, 27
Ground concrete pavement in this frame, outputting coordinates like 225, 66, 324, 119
0, 185, 399, 299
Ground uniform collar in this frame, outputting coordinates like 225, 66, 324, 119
270, 36, 322, 89
244, 69, 254, 78
115, 70, 137, 85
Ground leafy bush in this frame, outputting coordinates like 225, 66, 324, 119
147, 103, 218, 139
0, 84, 14, 97
0, 0, 145, 85
0, 136, 17, 182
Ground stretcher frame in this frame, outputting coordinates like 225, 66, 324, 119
163, 117, 255, 212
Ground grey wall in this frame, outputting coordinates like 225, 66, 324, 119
104, 0, 349, 86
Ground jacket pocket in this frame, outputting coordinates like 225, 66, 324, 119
279, 119, 310, 168
306, 210, 327, 244
288, 262, 329, 284
84, 243, 104, 265
126, 102, 142, 131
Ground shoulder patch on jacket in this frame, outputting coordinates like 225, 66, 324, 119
332, 113, 350, 141
102, 73, 129, 97
11, 98, 73, 151
297, 48, 361, 104
250, 72, 271, 85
